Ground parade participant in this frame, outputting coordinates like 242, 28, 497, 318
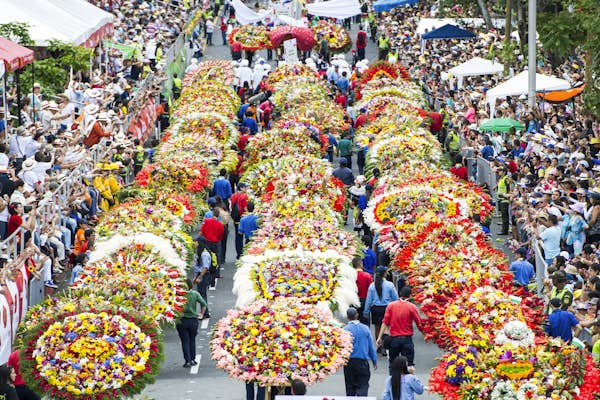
176, 279, 206, 368
231, 182, 249, 258
354, 256, 373, 325
364, 266, 399, 356
7, 348, 40, 400
343, 307, 377, 396
510, 247, 535, 287
0, 365, 18, 400
333, 158, 354, 186
376, 286, 424, 369
212, 168, 233, 205
200, 208, 225, 271
381, 356, 425, 400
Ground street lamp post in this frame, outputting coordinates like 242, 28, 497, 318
528, 0, 537, 107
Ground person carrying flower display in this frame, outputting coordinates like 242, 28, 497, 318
212, 168, 233, 206
376, 286, 425, 371
343, 307, 378, 397
176, 278, 207, 368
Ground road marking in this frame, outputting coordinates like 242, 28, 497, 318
209, 279, 218, 291
201, 318, 209, 329
190, 355, 201, 374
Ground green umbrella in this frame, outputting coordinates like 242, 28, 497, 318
479, 118, 525, 132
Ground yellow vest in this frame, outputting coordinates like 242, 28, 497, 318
378, 36, 389, 49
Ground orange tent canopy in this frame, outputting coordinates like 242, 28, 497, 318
538, 84, 585, 103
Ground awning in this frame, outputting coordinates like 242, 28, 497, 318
373, 0, 418, 13
537, 84, 585, 104
446, 56, 504, 88
0, 0, 114, 47
0, 38, 35, 72
421, 24, 475, 40
306, 0, 362, 19
230, 0, 274, 25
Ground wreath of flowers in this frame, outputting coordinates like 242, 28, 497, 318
365, 134, 442, 176
210, 298, 352, 386
265, 64, 320, 91
279, 102, 349, 138
233, 249, 358, 312
228, 25, 272, 50
20, 309, 162, 400
184, 60, 235, 86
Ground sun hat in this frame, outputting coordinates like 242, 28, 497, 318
84, 104, 100, 115
564, 264, 578, 275
569, 203, 585, 214
21, 158, 37, 171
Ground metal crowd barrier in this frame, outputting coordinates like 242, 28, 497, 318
531, 238, 548, 296
476, 156, 497, 201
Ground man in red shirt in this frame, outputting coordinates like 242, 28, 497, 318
230, 183, 249, 258
376, 286, 424, 370
200, 208, 224, 267
353, 256, 373, 325
354, 108, 367, 129
356, 25, 367, 61
450, 155, 469, 181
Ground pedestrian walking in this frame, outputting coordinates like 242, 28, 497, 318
376, 286, 424, 370
363, 266, 398, 356
193, 244, 213, 318
381, 356, 425, 400
176, 279, 207, 368
343, 307, 377, 396
353, 256, 372, 325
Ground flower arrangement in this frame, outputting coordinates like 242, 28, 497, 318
176, 80, 240, 119
312, 20, 352, 53
272, 82, 330, 109
365, 133, 442, 176
233, 249, 358, 312
445, 346, 480, 385
210, 298, 352, 386
244, 127, 324, 165
229, 25, 272, 50
277, 108, 349, 138
246, 218, 361, 259
168, 112, 240, 147
135, 156, 210, 194
494, 320, 536, 349
184, 60, 235, 86
265, 64, 320, 90
20, 309, 162, 400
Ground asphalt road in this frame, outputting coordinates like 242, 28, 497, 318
139, 21, 445, 400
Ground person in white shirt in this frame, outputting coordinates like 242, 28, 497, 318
51, 94, 76, 130
205, 19, 215, 45
9, 126, 33, 161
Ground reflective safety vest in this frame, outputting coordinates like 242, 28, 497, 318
447, 131, 460, 151
547, 286, 573, 313
378, 36, 389, 49
134, 145, 145, 166
497, 175, 510, 202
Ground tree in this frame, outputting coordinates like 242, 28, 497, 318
537, 0, 600, 115
0, 22, 34, 46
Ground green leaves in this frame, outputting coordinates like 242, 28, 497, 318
0, 22, 35, 46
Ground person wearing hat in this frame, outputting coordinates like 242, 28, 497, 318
93, 163, 121, 211
495, 167, 512, 235
376, 286, 424, 372
343, 307, 378, 396
545, 271, 574, 314
363, 266, 398, 356
82, 111, 112, 148
510, 247, 535, 287
565, 203, 588, 256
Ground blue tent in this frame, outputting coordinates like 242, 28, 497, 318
421, 24, 475, 40
373, 0, 418, 13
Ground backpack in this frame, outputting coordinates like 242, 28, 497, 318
231, 200, 241, 223
209, 251, 219, 274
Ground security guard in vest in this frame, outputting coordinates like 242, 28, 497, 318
495, 167, 512, 235
133, 138, 146, 176
377, 33, 389, 61
546, 271, 573, 314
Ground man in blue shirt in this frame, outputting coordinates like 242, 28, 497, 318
212, 169, 232, 203
238, 202, 258, 242
362, 235, 377, 275
241, 110, 258, 135
546, 298, 581, 342
343, 307, 377, 396
509, 247, 535, 286
193, 245, 213, 318
337, 71, 350, 94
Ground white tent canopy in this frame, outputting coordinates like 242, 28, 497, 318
416, 18, 504, 35
0, 0, 114, 47
486, 70, 571, 116
305, 0, 362, 19
447, 57, 504, 88
230, 0, 275, 25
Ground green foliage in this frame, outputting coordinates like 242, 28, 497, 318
537, 11, 585, 58
0, 22, 35, 46
20, 40, 93, 96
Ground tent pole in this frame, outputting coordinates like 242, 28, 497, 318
2, 75, 8, 138
527, 0, 536, 108
16, 70, 21, 127
31, 62, 35, 122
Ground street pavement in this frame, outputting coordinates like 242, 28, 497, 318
139, 22, 444, 400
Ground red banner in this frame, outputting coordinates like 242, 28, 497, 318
126, 98, 164, 142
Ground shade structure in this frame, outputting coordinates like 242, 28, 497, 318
230, 0, 274, 25
373, 0, 418, 13
447, 57, 504, 88
421, 24, 476, 40
269, 26, 316, 51
0, 38, 34, 72
479, 118, 525, 133
538, 84, 585, 104
0, 0, 114, 47
305, 0, 362, 19
486, 70, 571, 116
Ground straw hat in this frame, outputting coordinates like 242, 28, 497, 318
84, 104, 100, 115
21, 158, 37, 171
